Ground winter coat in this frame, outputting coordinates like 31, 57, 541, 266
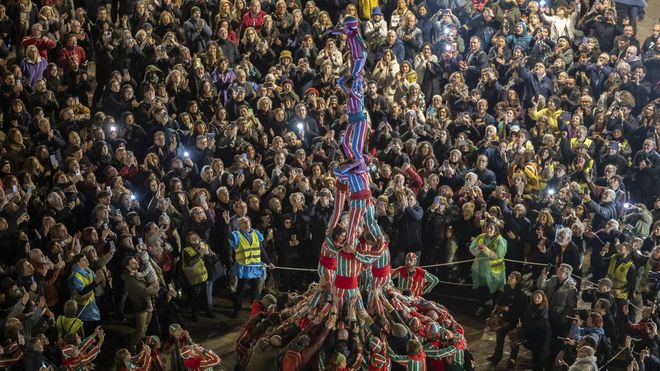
568, 355, 598, 371
537, 275, 577, 325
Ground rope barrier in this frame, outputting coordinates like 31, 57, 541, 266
599, 346, 627, 370
272, 265, 317, 272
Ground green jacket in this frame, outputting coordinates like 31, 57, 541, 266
122, 271, 159, 313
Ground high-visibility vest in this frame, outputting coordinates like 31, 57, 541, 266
570, 138, 593, 151
182, 247, 208, 285
56, 316, 83, 338
235, 231, 261, 266
607, 258, 634, 300
70, 271, 95, 305
474, 234, 505, 274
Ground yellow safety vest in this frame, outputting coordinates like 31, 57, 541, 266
607, 258, 634, 300
182, 247, 208, 285
570, 138, 593, 151
235, 231, 261, 266
56, 316, 83, 338
475, 234, 505, 274
69, 271, 95, 305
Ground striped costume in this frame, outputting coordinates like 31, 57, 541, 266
308, 238, 339, 309
338, 77, 369, 165
326, 238, 379, 313
366, 336, 390, 371
343, 171, 382, 246
61, 335, 102, 370
391, 266, 439, 297
390, 346, 459, 370
327, 179, 349, 233
330, 16, 367, 77
180, 345, 222, 371
390, 350, 427, 371
117, 345, 152, 371
370, 247, 391, 314
0, 342, 23, 368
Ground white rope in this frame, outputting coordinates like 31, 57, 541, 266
599, 346, 627, 370
272, 265, 317, 272
436, 280, 473, 287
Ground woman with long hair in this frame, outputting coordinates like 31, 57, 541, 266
21, 45, 47, 88
521, 290, 551, 370
372, 49, 400, 103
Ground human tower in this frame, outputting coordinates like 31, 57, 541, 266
239, 16, 469, 370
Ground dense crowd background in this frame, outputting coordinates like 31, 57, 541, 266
0, 0, 659, 369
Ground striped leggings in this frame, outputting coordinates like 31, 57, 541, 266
342, 118, 368, 162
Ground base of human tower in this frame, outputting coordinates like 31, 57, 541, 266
236, 279, 470, 371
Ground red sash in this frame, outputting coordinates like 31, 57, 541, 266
319, 254, 337, 270
350, 190, 372, 200
372, 265, 391, 278
335, 275, 359, 289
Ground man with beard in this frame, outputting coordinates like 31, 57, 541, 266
539, 227, 581, 279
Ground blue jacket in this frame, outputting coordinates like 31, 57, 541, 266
68, 266, 101, 322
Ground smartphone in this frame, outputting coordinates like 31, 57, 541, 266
50, 154, 58, 167
291, 234, 297, 241
207, 132, 215, 140
106, 186, 111, 193
109, 241, 116, 253
241, 153, 248, 161
12, 185, 17, 193
75, 169, 81, 176
138, 237, 144, 245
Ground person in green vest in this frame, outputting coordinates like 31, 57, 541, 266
470, 222, 507, 316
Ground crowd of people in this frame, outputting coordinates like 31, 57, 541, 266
0, 0, 658, 369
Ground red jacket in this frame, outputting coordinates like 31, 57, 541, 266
241, 10, 266, 32
22, 36, 55, 60
58, 46, 86, 70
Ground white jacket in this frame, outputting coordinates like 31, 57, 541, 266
541, 4, 580, 41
